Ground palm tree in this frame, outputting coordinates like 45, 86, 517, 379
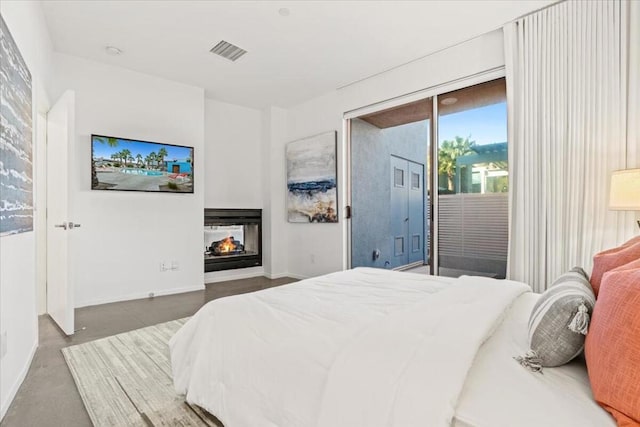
438, 135, 476, 192
121, 148, 133, 166
93, 136, 119, 187
121, 149, 132, 168
149, 152, 157, 169
113, 150, 124, 167
136, 154, 143, 167
94, 136, 119, 147
157, 148, 168, 171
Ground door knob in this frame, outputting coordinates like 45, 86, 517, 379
69, 222, 81, 229
54, 222, 68, 230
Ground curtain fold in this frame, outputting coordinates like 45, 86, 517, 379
504, 0, 638, 293
628, 0, 640, 169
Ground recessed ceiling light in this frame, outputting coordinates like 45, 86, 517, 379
278, 8, 290, 17
440, 97, 457, 105
105, 46, 122, 56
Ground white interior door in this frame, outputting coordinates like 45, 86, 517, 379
46, 91, 75, 335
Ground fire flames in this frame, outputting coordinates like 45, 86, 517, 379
219, 237, 237, 253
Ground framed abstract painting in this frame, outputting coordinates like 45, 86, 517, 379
286, 131, 338, 223
0, 15, 33, 236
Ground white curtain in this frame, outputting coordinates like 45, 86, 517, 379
504, 0, 639, 292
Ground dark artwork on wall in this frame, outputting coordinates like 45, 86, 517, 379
0, 14, 34, 236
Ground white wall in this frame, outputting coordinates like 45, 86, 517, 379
203, 99, 265, 282
51, 53, 205, 307
275, 30, 506, 279
204, 99, 262, 209
285, 92, 347, 279
338, 30, 505, 113
0, 0, 53, 420
203, 98, 326, 283
261, 106, 289, 278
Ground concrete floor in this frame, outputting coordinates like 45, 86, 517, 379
404, 264, 430, 275
0, 276, 296, 427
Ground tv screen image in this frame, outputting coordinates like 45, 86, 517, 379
91, 135, 194, 193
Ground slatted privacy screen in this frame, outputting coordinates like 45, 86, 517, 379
438, 193, 508, 260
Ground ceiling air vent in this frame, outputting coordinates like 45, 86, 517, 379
210, 40, 247, 62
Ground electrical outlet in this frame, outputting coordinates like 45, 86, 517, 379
160, 262, 168, 272
171, 260, 179, 271
1, 331, 7, 359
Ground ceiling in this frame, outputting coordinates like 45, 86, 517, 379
360, 77, 506, 128
41, 1, 554, 109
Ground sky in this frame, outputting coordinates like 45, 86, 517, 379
438, 101, 507, 146
92, 137, 192, 161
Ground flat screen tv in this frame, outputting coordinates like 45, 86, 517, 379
91, 134, 194, 193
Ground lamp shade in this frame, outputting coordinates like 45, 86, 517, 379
609, 168, 640, 210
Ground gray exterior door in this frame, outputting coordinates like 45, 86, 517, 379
391, 156, 409, 267
390, 156, 425, 268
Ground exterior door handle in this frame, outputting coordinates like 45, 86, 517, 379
54, 222, 68, 230
69, 222, 81, 229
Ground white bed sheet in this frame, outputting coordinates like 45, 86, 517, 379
454, 292, 616, 427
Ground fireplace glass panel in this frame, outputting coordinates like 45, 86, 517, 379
204, 208, 262, 272
204, 224, 259, 258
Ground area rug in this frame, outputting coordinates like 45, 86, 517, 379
62, 318, 222, 427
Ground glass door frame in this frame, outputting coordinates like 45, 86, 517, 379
429, 96, 438, 275
344, 67, 506, 272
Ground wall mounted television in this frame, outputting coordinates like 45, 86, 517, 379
91, 134, 194, 193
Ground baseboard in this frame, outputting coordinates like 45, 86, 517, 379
264, 271, 311, 280
0, 337, 38, 421
75, 284, 206, 308
75, 269, 291, 307
264, 271, 289, 280
284, 273, 310, 280
204, 267, 265, 283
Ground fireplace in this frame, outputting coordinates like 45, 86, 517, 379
204, 209, 262, 272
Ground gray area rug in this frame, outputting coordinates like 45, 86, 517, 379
62, 318, 223, 427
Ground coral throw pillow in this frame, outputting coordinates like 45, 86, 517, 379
585, 259, 640, 426
590, 237, 640, 297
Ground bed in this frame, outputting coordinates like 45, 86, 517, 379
170, 267, 615, 427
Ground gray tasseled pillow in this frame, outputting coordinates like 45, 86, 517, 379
515, 267, 595, 372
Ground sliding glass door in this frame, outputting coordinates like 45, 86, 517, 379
435, 78, 508, 278
349, 77, 508, 278
350, 99, 432, 270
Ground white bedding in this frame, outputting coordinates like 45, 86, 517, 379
170, 267, 614, 427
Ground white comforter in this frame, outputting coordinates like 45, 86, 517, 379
170, 268, 529, 427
